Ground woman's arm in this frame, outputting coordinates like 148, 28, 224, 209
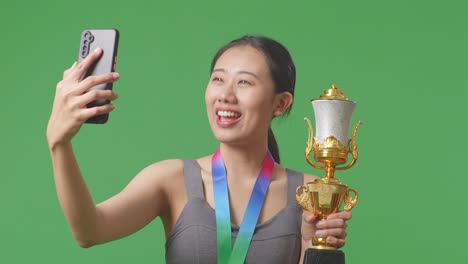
47, 50, 178, 247
50, 143, 176, 247
49, 142, 99, 247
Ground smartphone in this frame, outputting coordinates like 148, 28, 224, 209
78, 28, 119, 124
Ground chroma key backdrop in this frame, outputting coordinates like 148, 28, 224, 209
1, 0, 466, 263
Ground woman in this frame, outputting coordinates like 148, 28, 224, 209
47, 36, 351, 263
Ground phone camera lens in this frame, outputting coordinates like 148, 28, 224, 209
83, 31, 94, 43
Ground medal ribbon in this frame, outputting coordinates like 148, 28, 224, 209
212, 149, 274, 264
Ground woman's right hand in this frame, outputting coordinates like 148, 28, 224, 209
47, 48, 120, 149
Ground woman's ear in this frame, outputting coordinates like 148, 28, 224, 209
273, 92, 293, 117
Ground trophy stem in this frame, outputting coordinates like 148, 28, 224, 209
325, 163, 336, 179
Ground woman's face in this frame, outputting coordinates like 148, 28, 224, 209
205, 45, 281, 146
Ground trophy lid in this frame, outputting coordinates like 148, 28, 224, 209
314, 84, 350, 101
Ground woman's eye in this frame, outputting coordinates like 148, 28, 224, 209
212, 77, 223, 82
238, 80, 251, 85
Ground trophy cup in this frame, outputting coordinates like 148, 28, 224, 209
296, 84, 361, 264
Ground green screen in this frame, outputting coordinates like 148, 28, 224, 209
2, 0, 466, 263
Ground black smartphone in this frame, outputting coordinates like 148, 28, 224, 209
78, 28, 119, 124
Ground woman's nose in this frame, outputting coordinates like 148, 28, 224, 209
218, 84, 238, 104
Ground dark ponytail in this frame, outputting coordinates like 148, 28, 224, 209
268, 127, 280, 164
211, 36, 296, 164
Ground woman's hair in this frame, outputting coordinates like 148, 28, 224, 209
210, 36, 296, 164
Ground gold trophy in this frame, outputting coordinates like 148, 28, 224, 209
296, 84, 361, 258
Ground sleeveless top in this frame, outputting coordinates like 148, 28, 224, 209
165, 160, 304, 264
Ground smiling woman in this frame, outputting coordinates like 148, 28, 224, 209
46, 35, 351, 264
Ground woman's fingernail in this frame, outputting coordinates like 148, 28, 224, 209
94, 47, 102, 53
315, 231, 324, 237
113, 72, 120, 79
71, 61, 77, 68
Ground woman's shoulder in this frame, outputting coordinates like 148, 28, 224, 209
142, 159, 185, 177
133, 159, 186, 194
278, 164, 318, 185
284, 164, 318, 184
140, 155, 212, 182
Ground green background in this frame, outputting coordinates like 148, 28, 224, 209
2, 0, 466, 263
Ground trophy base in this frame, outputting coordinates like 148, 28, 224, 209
303, 248, 345, 264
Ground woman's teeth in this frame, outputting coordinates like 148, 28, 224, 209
217, 111, 241, 118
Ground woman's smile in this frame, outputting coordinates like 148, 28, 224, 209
216, 109, 242, 127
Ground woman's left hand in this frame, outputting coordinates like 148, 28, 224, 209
301, 211, 352, 248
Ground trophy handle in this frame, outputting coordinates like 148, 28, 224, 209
336, 120, 362, 171
304, 117, 326, 170
296, 185, 311, 211
344, 188, 358, 211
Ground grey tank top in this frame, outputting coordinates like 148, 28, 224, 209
165, 160, 304, 264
